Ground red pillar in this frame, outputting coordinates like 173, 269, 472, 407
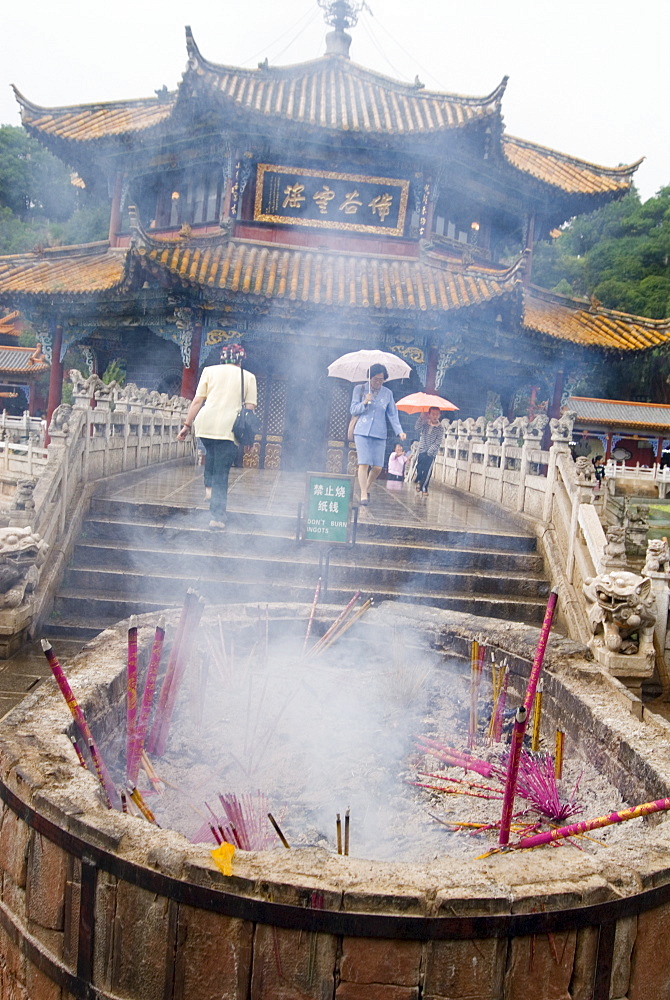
180, 321, 203, 399
45, 324, 64, 446
425, 346, 438, 392
605, 432, 613, 461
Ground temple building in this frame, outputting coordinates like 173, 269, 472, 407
1, 1, 669, 472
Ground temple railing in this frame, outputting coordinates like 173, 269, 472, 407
433, 412, 670, 694
13, 374, 192, 632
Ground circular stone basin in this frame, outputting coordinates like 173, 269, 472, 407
3, 601, 670, 1000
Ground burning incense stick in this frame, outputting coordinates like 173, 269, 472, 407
498, 589, 558, 845
128, 786, 160, 826
126, 615, 138, 782
531, 680, 543, 752
554, 730, 564, 779
498, 705, 528, 846
320, 599, 373, 653
303, 578, 322, 652
310, 591, 361, 655
344, 807, 350, 856
519, 795, 670, 849
468, 639, 484, 748
268, 812, 291, 849
523, 589, 558, 717
128, 617, 165, 784
336, 813, 342, 854
120, 790, 128, 814
41, 639, 118, 809
151, 593, 205, 757
148, 591, 197, 754
70, 735, 87, 768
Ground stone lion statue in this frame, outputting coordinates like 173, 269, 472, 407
574, 456, 593, 484
644, 538, 670, 575
0, 526, 48, 609
583, 571, 655, 657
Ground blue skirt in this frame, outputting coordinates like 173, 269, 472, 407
354, 434, 386, 467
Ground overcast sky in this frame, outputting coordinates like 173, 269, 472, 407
2, 0, 667, 202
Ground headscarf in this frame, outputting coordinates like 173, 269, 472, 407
220, 343, 246, 365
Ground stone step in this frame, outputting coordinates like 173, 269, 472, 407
86, 499, 538, 554
76, 527, 545, 575
52, 584, 547, 628
66, 543, 548, 599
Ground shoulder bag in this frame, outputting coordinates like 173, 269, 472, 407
232, 366, 260, 446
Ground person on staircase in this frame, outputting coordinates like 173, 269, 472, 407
350, 364, 405, 506
177, 343, 257, 529
414, 407, 443, 495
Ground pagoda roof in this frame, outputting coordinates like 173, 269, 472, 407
503, 136, 641, 195
12, 88, 175, 143
0, 242, 130, 300
181, 28, 506, 136
0, 345, 49, 374
522, 285, 670, 350
0, 311, 21, 337
138, 232, 520, 312
567, 397, 670, 431
13, 27, 641, 201
0, 236, 667, 355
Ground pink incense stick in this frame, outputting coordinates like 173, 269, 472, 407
498, 589, 558, 846
303, 578, 322, 652
523, 589, 558, 717
128, 617, 165, 785
41, 640, 117, 808
498, 706, 527, 846
125, 615, 138, 781
153, 596, 205, 757
148, 591, 197, 754
519, 796, 670, 849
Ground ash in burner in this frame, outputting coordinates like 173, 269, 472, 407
103, 609, 630, 862
152, 619, 454, 862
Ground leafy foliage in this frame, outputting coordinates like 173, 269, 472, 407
0, 125, 108, 254
533, 187, 670, 320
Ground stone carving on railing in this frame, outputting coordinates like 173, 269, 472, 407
48, 404, 73, 440
486, 416, 507, 442
574, 456, 594, 486
69, 369, 105, 400
583, 570, 655, 675
520, 414, 549, 441
626, 504, 650, 558
0, 526, 48, 610
644, 538, 670, 576
10, 480, 36, 518
602, 525, 628, 569
549, 410, 576, 444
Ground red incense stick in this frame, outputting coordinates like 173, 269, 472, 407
498, 706, 527, 846
41, 639, 118, 808
519, 796, 670, 849
128, 617, 165, 784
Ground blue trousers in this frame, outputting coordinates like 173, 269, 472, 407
200, 438, 238, 518
416, 452, 435, 491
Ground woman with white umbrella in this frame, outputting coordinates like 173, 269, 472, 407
350, 363, 406, 505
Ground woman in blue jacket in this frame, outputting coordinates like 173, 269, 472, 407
350, 364, 406, 505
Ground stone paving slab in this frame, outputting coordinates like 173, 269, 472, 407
100, 462, 530, 537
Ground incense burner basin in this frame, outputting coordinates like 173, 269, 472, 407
2, 602, 670, 999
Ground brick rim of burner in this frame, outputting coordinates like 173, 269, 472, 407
2, 601, 670, 1000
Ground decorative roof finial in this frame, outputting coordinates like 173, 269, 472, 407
319, 0, 369, 57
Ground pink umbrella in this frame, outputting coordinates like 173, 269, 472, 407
396, 392, 458, 413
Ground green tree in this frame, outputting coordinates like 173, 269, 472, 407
533, 187, 670, 320
0, 124, 109, 253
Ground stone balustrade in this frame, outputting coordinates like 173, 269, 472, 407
433, 412, 670, 686
0, 373, 192, 652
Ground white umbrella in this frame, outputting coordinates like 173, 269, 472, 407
327, 349, 411, 383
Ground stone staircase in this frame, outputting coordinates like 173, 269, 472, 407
46, 494, 550, 643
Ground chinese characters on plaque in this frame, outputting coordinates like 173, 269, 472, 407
254, 164, 410, 236
305, 474, 353, 543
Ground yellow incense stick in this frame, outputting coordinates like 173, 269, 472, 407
554, 730, 564, 779
531, 685, 543, 752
